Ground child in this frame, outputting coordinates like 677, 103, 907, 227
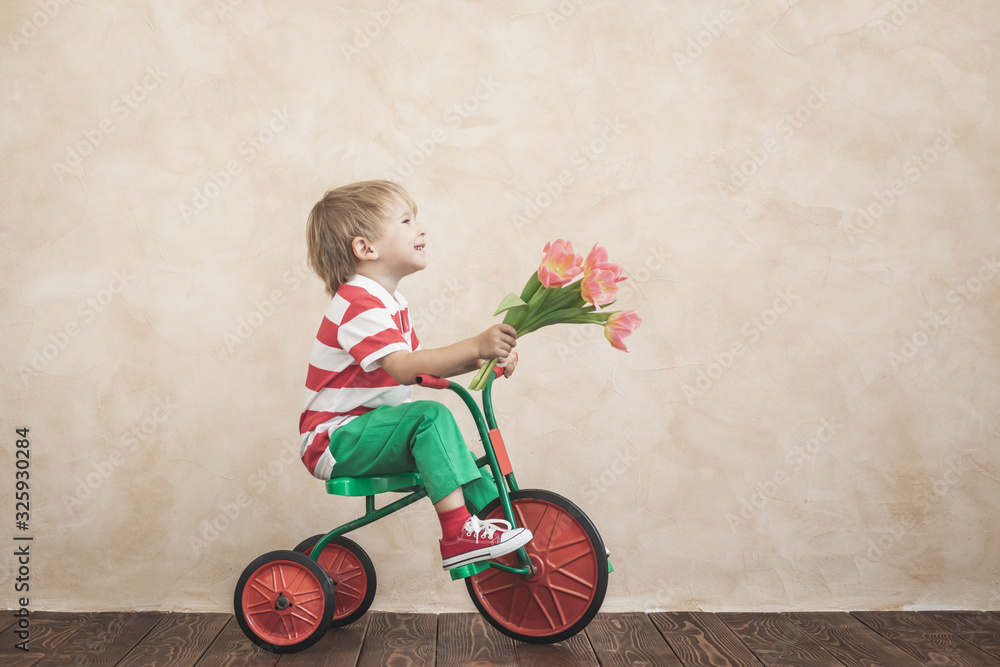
299, 180, 531, 570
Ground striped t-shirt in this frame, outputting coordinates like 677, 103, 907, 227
299, 274, 420, 479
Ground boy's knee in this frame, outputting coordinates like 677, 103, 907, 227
410, 400, 455, 424
407, 400, 465, 449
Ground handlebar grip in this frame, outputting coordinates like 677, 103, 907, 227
415, 374, 450, 389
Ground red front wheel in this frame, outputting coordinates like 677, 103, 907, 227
466, 490, 608, 644
295, 534, 376, 627
234, 550, 335, 653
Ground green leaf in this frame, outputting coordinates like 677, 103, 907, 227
493, 292, 528, 317
519, 271, 542, 303
527, 286, 550, 309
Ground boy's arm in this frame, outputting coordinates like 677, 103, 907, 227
380, 324, 515, 385
442, 358, 484, 378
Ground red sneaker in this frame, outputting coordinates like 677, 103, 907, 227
440, 516, 532, 570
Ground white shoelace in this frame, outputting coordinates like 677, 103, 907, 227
463, 516, 513, 543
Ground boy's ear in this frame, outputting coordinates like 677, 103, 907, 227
352, 236, 379, 261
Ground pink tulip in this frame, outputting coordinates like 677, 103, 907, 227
604, 310, 641, 352
583, 243, 611, 275
538, 239, 583, 288
584, 243, 627, 283
581, 268, 620, 310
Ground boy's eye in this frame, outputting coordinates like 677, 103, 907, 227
402, 218, 410, 225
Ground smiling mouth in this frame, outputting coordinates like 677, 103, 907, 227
414, 244, 425, 251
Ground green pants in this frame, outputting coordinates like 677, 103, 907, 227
327, 400, 499, 511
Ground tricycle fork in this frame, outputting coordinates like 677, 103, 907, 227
416, 370, 534, 578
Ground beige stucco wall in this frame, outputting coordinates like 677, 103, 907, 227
2, 0, 998, 615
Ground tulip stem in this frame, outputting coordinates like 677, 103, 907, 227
469, 358, 498, 391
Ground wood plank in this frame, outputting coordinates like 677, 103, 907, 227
19, 612, 94, 653
718, 613, 842, 666
34, 611, 165, 666
0, 611, 93, 664
0, 622, 43, 667
276, 615, 370, 666
436, 613, 517, 666
194, 615, 278, 667
852, 611, 997, 666
786, 612, 921, 667
0, 648, 41, 667
356, 612, 435, 667
10, 609, 1000, 667
650, 612, 763, 666
116, 612, 230, 667
585, 613, 682, 667
514, 630, 599, 667
923, 611, 1000, 660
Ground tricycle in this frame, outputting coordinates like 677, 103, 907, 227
234, 366, 611, 653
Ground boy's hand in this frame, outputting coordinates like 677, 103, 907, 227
475, 324, 517, 361
498, 351, 518, 378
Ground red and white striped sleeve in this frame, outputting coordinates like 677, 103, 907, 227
335, 284, 411, 371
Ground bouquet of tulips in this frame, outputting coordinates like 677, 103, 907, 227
469, 239, 642, 390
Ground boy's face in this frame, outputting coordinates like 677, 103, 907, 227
371, 197, 426, 279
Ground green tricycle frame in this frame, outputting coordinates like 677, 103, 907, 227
234, 367, 611, 653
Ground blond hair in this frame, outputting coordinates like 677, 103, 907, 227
307, 180, 418, 295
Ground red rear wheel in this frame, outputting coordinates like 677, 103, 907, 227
234, 550, 334, 653
295, 534, 376, 627
466, 490, 608, 644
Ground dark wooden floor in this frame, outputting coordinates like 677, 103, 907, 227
2, 610, 999, 666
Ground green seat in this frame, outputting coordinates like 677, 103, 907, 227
325, 472, 424, 497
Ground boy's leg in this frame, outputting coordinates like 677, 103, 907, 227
326, 400, 529, 569
326, 400, 481, 503
463, 456, 500, 515
329, 405, 498, 511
